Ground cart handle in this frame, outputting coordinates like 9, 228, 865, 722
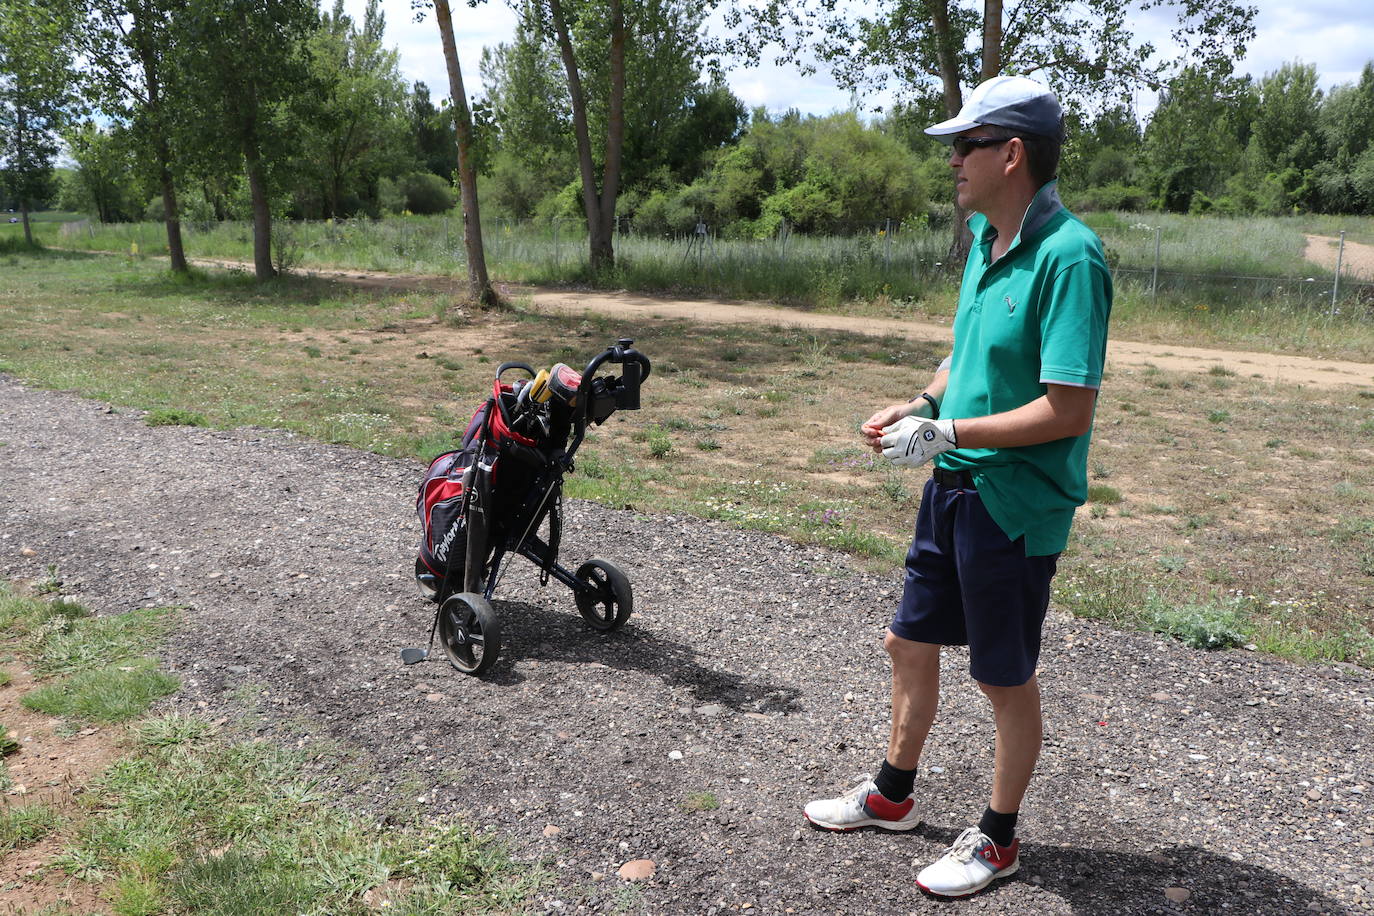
495, 361, 536, 383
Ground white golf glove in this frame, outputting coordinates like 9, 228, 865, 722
880, 416, 958, 468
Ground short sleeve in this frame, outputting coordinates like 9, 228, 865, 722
1038, 258, 1111, 389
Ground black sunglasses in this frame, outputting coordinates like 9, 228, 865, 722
951, 136, 1014, 157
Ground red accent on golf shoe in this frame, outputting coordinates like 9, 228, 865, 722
862, 792, 915, 822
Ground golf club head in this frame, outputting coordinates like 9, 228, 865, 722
399, 647, 429, 665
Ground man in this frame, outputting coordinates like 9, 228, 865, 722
802, 74, 1112, 898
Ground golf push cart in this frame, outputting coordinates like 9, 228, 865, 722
405, 338, 651, 676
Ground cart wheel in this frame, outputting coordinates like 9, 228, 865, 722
438, 592, 502, 675
574, 559, 632, 631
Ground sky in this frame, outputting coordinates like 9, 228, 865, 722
349, 0, 1374, 119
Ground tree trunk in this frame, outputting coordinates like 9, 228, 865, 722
244, 147, 275, 279
433, 0, 495, 307
930, 0, 973, 263
16, 107, 34, 246
133, 1, 187, 273
591, 0, 626, 270
160, 161, 187, 272
981, 0, 1002, 81
548, 0, 614, 271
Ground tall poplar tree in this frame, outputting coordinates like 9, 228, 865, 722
174, 0, 318, 279
0, 0, 76, 246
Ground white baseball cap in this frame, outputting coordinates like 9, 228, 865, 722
925, 75, 1064, 142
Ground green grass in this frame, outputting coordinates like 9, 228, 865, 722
22, 658, 179, 724
62, 715, 536, 914
28, 210, 1374, 356
145, 407, 208, 427
0, 802, 63, 851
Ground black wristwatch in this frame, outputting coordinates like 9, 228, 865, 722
907, 392, 940, 419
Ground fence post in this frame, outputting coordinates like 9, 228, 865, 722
1330, 230, 1345, 316
1151, 226, 1161, 298
884, 218, 892, 272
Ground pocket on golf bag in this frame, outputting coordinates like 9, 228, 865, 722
416, 448, 473, 589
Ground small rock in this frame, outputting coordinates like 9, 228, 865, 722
1306, 788, 1323, 801
425, 693, 445, 702
1029, 875, 1045, 887
668, 750, 683, 761
1164, 887, 1191, 904
19, 547, 36, 557
695, 704, 723, 717
590, 871, 606, 881
542, 825, 561, 837
618, 859, 655, 881
1306, 903, 1322, 912
1150, 692, 1171, 702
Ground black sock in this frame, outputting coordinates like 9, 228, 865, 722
873, 759, 917, 802
978, 806, 1018, 847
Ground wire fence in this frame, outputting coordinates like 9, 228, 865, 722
56, 215, 1374, 319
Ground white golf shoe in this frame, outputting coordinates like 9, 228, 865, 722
803, 779, 921, 832
916, 826, 1020, 897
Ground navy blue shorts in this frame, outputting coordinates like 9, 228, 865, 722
890, 475, 1059, 687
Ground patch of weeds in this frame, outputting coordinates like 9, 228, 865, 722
64, 722, 538, 912
1289, 446, 1319, 459
144, 407, 207, 427
303, 345, 322, 359
0, 669, 10, 687
695, 437, 721, 451
762, 390, 790, 403
1087, 484, 1122, 504
1156, 555, 1188, 573
1089, 504, 1109, 518
637, 426, 673, 459
1182, 514, 1214, 531
756, 404, 781, 418
0, 725, 18, 757
0, 803, 62, 851
880, 473, 912, 504
1091, 462, 1112, 480
33, 563, 62, 595
682, 791, 719, 812
434, 356, 462, 372
1207, 365, 1236, 377
22, 658, 179, 724
1148, 597, 1250, 650
1265, 438, 1285, 448
28, 606, 176, 677
810, 445, 879, 473
660, 417, 697, 432
1208, 410, 1230, 424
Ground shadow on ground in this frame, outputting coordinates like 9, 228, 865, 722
912, 824, 1353, 915
418, 597, 804, 714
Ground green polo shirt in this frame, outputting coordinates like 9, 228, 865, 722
934, 180, 1112, 556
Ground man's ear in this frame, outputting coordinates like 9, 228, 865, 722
1002, 137, 1026, 175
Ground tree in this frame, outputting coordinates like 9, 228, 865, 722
482, 0, 739, 254
1313, 64, 1374, 213
173, 0, 319, 279
63, 121, 143, 222
408, 81, 458, 180
72, 0, 191, 269
427, 0, 495, 307
0, 0, 76, 245
1244, 62, 1323, 210
1139, 65, 1254, 212
301, 0, 410, 218
726, 0, 1256, 256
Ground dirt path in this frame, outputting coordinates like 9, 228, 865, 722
2, 376, 1371, 915
196, 256, 1373, 392
1306, 234, 1374, 280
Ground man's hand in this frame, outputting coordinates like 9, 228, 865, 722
880, 416, 957, 468
861, 401, 931, 452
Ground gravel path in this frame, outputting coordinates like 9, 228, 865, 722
2, 375, 1371, 915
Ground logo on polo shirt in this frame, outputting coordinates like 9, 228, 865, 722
1005, 295, 1017, 315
